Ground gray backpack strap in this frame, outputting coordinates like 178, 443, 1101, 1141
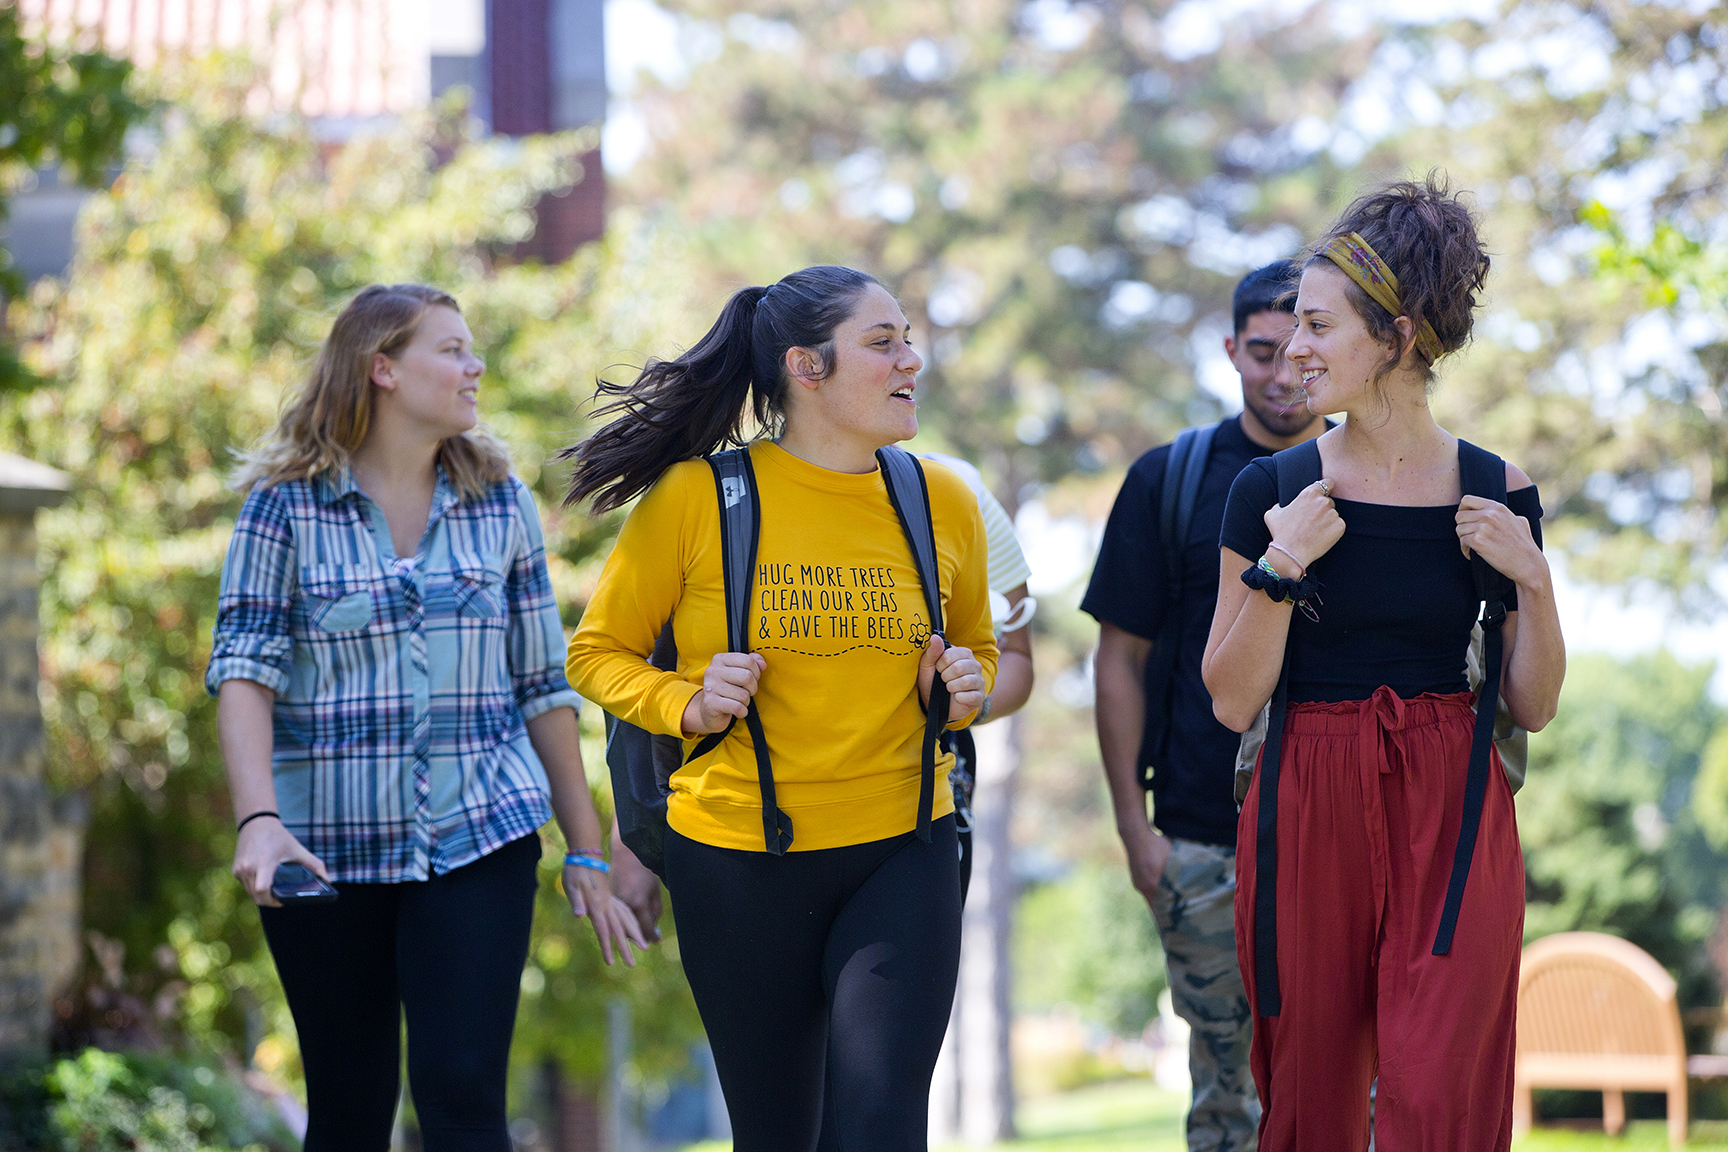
876, 446, 945, 842
697, 448, 792, 855
877, 447, 943, 634
708, 448, 761, 652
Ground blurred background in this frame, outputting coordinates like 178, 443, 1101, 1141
0, 0, 1725, 1148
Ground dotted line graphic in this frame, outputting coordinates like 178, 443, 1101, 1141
755, 643, 917, 658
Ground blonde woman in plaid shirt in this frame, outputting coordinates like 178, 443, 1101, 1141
209, 285, 644, 1152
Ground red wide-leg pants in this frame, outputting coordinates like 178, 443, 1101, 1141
1234, 688, 1524, 1152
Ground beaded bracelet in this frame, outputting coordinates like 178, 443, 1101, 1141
564, 853, 610, 875
1241, 561, 1324, 623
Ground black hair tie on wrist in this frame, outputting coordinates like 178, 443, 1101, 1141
1241, 565, 1324, 622
237, 810, 280, 834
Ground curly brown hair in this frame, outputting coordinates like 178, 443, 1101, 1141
1307, 172, 1491, 386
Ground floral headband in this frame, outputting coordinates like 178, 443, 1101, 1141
1317, 232, 1445, 366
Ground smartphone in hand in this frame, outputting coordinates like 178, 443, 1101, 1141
271, 862, 338, 904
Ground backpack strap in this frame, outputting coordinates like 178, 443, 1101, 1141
1158, 424, 1217, 593
1273, 436, 1322, 504
1139, 423, 1219, 786
1433, 440, 1511, 955
1248, 439, 1323, 1017
877, 445, 946, 844
693, 448, 792, 855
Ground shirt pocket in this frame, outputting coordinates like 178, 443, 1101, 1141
299, 564, 377, 633
450, 549, 506, 620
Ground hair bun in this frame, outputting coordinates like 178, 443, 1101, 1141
1318, 172, 1490, 369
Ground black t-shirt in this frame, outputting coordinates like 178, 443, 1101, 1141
1219, 457, 1544, 703
1081, 417, 1275, 848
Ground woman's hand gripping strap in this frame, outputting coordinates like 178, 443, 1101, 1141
706, 449, 793, 855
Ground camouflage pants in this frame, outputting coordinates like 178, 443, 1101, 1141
1150, 837, 1260, 1152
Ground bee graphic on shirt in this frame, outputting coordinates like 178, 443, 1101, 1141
910, 615, 931, 650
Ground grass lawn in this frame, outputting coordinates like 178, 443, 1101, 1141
676, 1080, 1188, 1152
678, 1078, 1728, 1150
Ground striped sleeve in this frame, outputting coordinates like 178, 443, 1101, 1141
504, 478, 582, 720
974, 483, 1031, 594
206, 483, 296, 696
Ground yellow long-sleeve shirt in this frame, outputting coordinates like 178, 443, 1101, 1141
567, 441, 998, 852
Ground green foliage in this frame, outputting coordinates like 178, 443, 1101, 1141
1584, 202, 1728, 310
509, 777, 703, 1094
0, 9, 143, 186
1015, 863, 1166, 1037
0, 1048, 294, 1152
48, 1051, 211, 1152
1696, 724, 1728, 853
0, 7, 148, 389
1361, 0, 1728, 597
620, 0, 1369, 498
619, 0, 1728, 598
1, 57, 706, 1084
1518, 652, 1728, 1005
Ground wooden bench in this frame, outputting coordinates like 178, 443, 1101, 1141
1515, 931, 1690, 1145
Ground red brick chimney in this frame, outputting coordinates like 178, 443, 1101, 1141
487, 0, 606, 261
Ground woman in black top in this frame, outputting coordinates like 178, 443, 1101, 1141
1203, 177, 1565, 1151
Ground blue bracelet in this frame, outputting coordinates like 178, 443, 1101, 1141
564, 853, 610, 874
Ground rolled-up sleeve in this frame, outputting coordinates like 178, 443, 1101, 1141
206, 484, 297, 696
506, 478, 581, 721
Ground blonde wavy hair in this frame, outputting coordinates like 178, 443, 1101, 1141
233, 284, 512, 500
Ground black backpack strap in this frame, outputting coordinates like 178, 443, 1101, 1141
1273, 437, 1322, 504
1251, 438, 1324, 1017
695, 449, 792, 855
1139, 424, 1218, 786
877, 446, 946, 843
1158, 424, 1216, 594
1171, 423, 1216, 558
1433, 440, 1511, 954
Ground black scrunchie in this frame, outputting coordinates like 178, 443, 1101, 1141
1241, 564, 1322, 606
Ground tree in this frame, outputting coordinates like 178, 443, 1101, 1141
0, 8, 147, 392
618, 0, 1389, 490
1349, 0, 1728, 600
1520, 652, 1728, 1007
0, 55, 705, 1116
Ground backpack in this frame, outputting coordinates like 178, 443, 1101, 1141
1136, 422, 1218, 786
1237, 437, 1524, 1017
604, 445, 950, 879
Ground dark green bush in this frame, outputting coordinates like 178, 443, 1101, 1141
0, 1048, 296, 1152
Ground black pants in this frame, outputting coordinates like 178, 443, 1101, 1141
665, 816, 963, 1152
258, 833, 540, 1152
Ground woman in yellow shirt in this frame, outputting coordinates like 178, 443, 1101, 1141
564, 265, 997, 1152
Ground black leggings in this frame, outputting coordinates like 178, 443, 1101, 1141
665, 816, 963, 1152
258, 833, 540, 1152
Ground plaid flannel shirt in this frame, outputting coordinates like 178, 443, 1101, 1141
206, 466, 579, 882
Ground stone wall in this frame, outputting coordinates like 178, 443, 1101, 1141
0, 457, 78, 1060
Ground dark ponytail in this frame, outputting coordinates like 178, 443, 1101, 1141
562, 265, 879, 512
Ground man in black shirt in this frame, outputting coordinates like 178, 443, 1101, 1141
1082, 263, 1324, 1152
